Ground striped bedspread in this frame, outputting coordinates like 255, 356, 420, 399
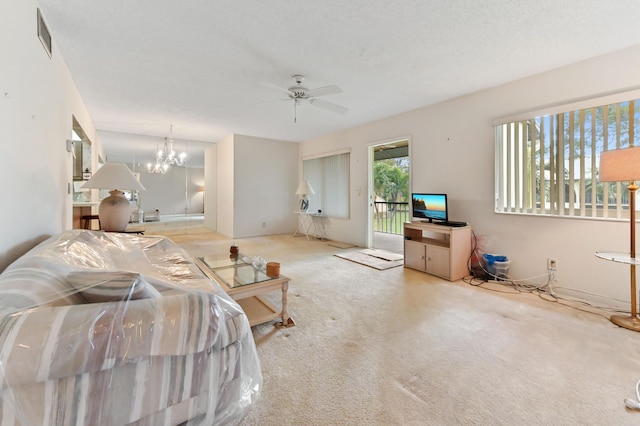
0, 230, 262, 425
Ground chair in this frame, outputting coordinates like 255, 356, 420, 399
81, 214, 100, 230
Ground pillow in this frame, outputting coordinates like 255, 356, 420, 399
66, 271, 161, 303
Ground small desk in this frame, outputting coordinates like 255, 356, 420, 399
293, 211, 327, 240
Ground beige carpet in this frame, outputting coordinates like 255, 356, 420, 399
335, 248, 404, 270
163, 230, 640, 425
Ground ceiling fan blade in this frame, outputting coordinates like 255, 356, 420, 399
309, 98, 348, 114
260, 82, 293, 96
307, 85, 342, 97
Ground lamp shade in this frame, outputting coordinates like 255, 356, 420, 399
82, 163, 146, 191
599, 146, 640, 182
295, 180, 315, 196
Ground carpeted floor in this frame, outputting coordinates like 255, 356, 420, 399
165, 231, 640, 426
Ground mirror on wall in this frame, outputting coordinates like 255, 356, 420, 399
72, 117, 92, 202
95, 131, 207, 235
136, 139, 206, 235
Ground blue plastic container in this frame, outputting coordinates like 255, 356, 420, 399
482, 253, 510, 278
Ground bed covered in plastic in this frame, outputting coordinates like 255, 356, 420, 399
0, 230, 262, 425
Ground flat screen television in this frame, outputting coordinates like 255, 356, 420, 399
412, 193, 448, 223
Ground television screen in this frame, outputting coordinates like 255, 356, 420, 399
412, 193, 448, 223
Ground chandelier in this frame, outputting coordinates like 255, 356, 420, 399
147, 125, 186, 174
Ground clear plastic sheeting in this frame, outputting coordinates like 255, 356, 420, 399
0, 230, 262, 426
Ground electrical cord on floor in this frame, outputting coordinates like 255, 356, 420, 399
462, 235, 626, 320
466, 229, 479, 274
625, 380, 640, 410
463, 263, 621, 319
548, 284, 630, 316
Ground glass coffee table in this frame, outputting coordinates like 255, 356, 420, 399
195, 253, 295, 327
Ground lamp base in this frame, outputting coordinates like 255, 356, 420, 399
99, 190, 133, 232
610, 314, 640, 332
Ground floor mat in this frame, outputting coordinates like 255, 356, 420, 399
334, 249, 404, 270
360, 248, 404, 261
328, 241, 358, 249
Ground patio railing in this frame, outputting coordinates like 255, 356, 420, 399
373, 201, 409, 235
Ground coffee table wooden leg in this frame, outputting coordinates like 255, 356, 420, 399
278, 281, 295, 327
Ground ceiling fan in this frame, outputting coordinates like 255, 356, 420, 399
263, 74, 348, 122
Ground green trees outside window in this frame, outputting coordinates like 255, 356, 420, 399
373, 158, 409, 233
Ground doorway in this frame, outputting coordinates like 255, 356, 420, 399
368, 138, 410, 253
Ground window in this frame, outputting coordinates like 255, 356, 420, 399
495, 97, 640, 219
303, 151, 350, 218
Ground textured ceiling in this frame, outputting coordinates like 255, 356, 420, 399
37, 0, 640, 166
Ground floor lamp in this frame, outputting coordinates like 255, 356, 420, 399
599, 146, 640, 331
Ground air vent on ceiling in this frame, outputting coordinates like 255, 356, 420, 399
37, 8, 52, 58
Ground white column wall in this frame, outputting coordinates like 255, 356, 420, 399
215, 135, 235, 237
232, 135, 299, 238
204, 144, 217, 231
209, 134, 299, 239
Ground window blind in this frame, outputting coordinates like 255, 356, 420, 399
495, 99, 640, 219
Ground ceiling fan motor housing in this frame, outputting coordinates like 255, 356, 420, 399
289, 75, 309, 99
290, 87, 309, 99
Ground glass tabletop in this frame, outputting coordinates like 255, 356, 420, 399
198, 253, 248, 270
210, 264, 275, 288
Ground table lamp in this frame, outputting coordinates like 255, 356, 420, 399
599, 146, 640, 331
82, 163, 146, 232
295, 180, 315, 212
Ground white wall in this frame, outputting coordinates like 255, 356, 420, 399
302, 44, 640, 306
211, 134, 299, 238
0, 0, 101, 271
232, 135, 299, 238
216, 134, 235, 237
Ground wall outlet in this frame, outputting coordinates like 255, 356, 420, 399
548, 258, 557, 270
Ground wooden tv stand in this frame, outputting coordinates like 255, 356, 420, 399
403, 221, 471, 281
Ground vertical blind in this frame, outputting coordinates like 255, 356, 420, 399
303, 152, 350, 218
495, 99, 640, 219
